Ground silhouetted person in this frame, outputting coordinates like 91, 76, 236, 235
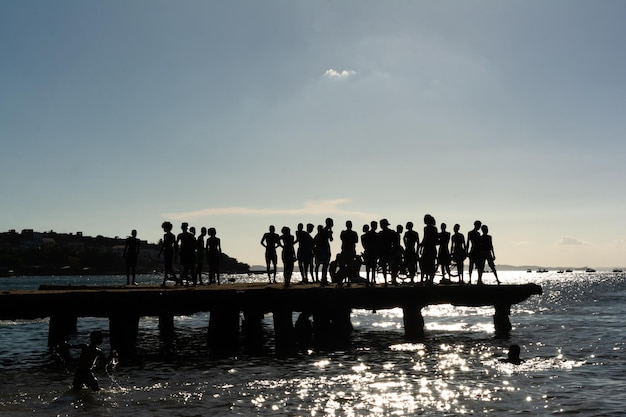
505, 344, 522, 365
361, 224, 376, 286
296, 223, 314, 283
377, 219, 397, 286
69, 331, 116, 391
477, 224, 500, 285
123, 229, 140, 285
206, 227, 222, 284
438, 223, 451, 282
313, 225, 324, 282
339, 220, 359, 286
177, 223, 196, 285
466, 220, 482, 284
451, 224, 467, 283
390, 224, 404, 285
280, 226, 296, 287
261, 225, 280, 283
158, 221, 179, 286
403, 222, 419, 283
195, 227, 207, 284
419, 214, 438, 285
317, 218, 334, 286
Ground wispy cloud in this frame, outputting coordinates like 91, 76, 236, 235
324, 69, 358, 79
163, 199, 376, 220
559, 237, 585, 246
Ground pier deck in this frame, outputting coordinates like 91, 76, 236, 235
0, 283, 542, 358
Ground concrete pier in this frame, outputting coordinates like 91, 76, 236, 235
0, 282, 542, 360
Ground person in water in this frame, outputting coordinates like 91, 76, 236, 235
505, 344, 523, 365
69, 331, 117, 391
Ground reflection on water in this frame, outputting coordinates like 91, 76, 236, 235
1, 271, 625, 415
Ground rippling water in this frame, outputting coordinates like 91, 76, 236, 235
1, 271, 624, 416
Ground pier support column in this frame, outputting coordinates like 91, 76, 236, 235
48, 315, 77, 348
242, 310, 265, 354
402, 305, 424, 341
159, 314, 175, 344
109, 315, 139, 362
273, 309, 295, 355
493, 304, 512, 338
208, 309, 240, 357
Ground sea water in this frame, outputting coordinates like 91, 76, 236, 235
1, 271, 624, 416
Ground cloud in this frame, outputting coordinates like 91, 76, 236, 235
559, 237, 584, 246
324, 69, 358, 79
163, 199, 376, 220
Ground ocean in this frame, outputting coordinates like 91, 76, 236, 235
0, 271, 624, 416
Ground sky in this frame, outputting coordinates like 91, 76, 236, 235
2, 1, 626, 268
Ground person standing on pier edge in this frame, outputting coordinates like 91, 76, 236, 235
403, 222, 419, 283
195, 227, 207, 285
158, 221, 179, 286
280, 226, 296, 287
377, 219, 396, 286
419, 214, 438, 285
451, 224, 467, 283
438, 223, 451, 282
318, 218, 334, 286
296, 223, 314, 283
361, 224, 375, 286
123, 229, 140, 285
177, 223, 196, 285
466, 220, 482, 284
339, 220, 359, 286
261, 225, 280, 283
206, 227, 222, 284
476, 224, 501, 285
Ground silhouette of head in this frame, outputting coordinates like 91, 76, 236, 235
162, 221, 173, 232
454, 224, 460, 233
181, 222, 189, 231
269, 225, 275, 233
370, 221, 378, 231
507, 344, 521, 364
441, 223, 447, 231
380, 218, 390, 228
363, 224, 370, 233
90, 331, 103, 346
306, 223, 314, 233
346, 220, 352, 230
131, 229, 137, 237
474, 220, 482, 229
481, 225, 489, 234
424, 214, 435, 226
325, 218, 334, 228
406, 222, 413, 230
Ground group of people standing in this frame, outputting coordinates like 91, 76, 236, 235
262, 215, 500, 287
158, 221, 222, 286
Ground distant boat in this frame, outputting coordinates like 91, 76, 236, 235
557, 270, 564, 273
565, 269, 573, 273
613, 269, 623, 273
586, 268, 596, 273
526, 269, 532, 273
537, 269, 548, 273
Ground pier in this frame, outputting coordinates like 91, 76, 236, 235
0, 283, 542, 360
